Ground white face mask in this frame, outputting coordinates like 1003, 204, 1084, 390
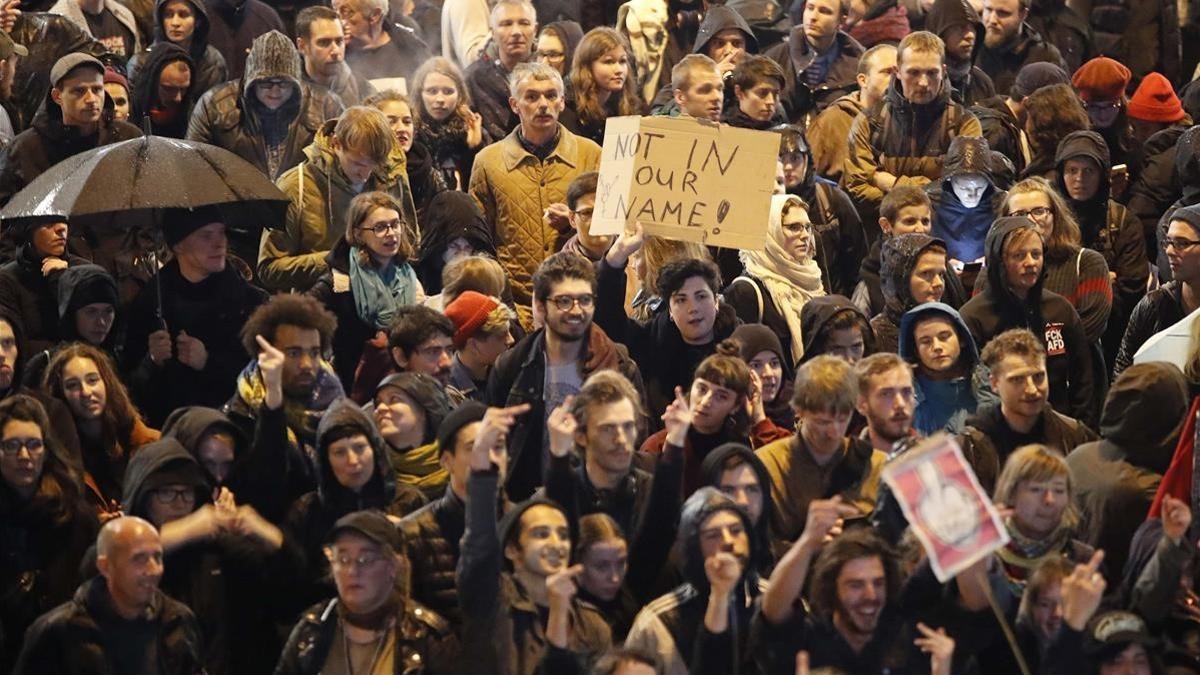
951, 173, 989, 208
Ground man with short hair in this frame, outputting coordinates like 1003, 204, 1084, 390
123, 206, 268, 426
958, 328, 1097, 492
764, 0, 866, 124
463, 0, 537, 140
444, 290, 515, 401
976, 0, 1067, 95
669, 54, 724, 122
387, 304, 456, 387
13, 517, 205, 674
924, 0, 996, 104
726, 54, 785, 129
295, 5, 375, 106
807, 44, 896, 184
560, 171, 613, 263
277, 510, 457, 673
648, 6, 758, 116
332, 0, 430, 84
971, 60, 1069, 176
843, 31, 981, 209
468, 62, 601, 326
259, 105, 415, 292
853, 353, 916, 454
0, 53, 140, 206
487, 252, 642, 500
755, 355, 884, 544
49, 0, 141, 59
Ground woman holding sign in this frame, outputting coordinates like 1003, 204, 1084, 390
723, 194, 826, 368
561, 27, 644, 145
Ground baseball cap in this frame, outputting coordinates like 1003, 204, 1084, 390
327, 510, 403, 550
0, 29, 27, 60
1084, 610, 1156, 656
50, 53, 105, 88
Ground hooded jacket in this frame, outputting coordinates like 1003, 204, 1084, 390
128, 0, 227, 96
1128, 123, 1189, 260
699, 443, 777, 572
872, 233, 965, 354
626, 488, 766, 675
259, 118, 418, 292
0, 70, 141, 207
0, 242, 90, 356
414, 189, 496, 294
130, 42, 196, 138
976, 22, 1067, 96
844, 74, 982, 206
899, 301, 982, 435
1154, 125, 1200, 283
649, 7, 758, 115
202, 0, 285, 80
54, 263, 119, 348
1053, 130, 1148, 315
924, 0, 997, 105
960, 216, 1096, 426
928, 135, 1003, 264
798, 294, 875, 363
186, 30, 344, 181
1068, 362, 1186, 582
764, 29, 865, 124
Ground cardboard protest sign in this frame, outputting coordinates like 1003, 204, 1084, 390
591, 116, 778, 250
882, 434, 1009, 582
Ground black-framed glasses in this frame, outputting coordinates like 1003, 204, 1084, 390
257, 79, 290, 92
358, 219, 402, 237
0, 437, 43, 457
549, 294, 594, 311
1163, 238, 1200, 252
1010, 206, 1052, 219
151, 487, 195, 504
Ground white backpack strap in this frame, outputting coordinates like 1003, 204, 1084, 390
732, 275, 764, 322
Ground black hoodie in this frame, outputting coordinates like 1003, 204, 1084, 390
1155, 126, 1200, 282
959, 216, 1096, 426
128, 0, 227, 96
414, 190, 497, 294
873, 233, 967, 353
699, 443, 777, 573
130, 42, 196, 139
798, 294, 875, 363
650, 7, 759, 113
923, 0, 997, 105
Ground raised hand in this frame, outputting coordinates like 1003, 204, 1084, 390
471, 403, 531, 471
546, 564, 583, 606
0, 0, 21, 33
1162, 495, 1192, 545
914, 623, 955, 675
1062, 550, 1107, 630
798, 495, 859, 551
41, 257, 68, 277
604, 221, 645, 268
461, 108, 484, 148
543, 202, 572, 232
795, 651, 809, 675
662, 386, 693, 447
705, 551, 743, 598
746, 370, 766, 424
255, 334, 284, 410
547, 395, 577, 458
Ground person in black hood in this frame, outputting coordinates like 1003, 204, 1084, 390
798, 294, 875, 364
925, 0, 996, 105
649, 5, 758, 116
776, 124, 867, 297
128, 0, 226, 96
1054, 130, 1147, 370
201, 0, 284, 80
129, 42, 195, 138
1068, 362, 1187, 585
121, 436, 286, 675
959, 216, 1096, 426
282, 398, 424, 615
625, 487, 765, 674
414, 189, 496, 295
0, 52, 140, 208
873, 232, 965, 353
19, 263, 121, 390
732, 323, 795, 430
928, 133, 1008, 271
536, 19, 584, 81
700, 443, 777, 574
0, 220, 89, 356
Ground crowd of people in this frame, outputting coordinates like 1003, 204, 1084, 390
1, 0, 1200, 673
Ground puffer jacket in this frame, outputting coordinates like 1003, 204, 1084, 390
13, 575, 205, 675
48, 0, 142, 58
924, 0, 997, 105
468, 125, 601, 322
764, 29, 864, 125
260, 119, 417, 292
807, 92, 862, 183
8, 12, 106, 135
185, 31, 344, 181
843, 75, 982, 206
959, 216, 1097, 427
276, 595, 457, 675
127, 0, 227, 96
1027, 0, 1094, 73
399, 485, 471, 629
976, 22, 1067, 96
871, 233, 965, 353
625, 488, 767, 675
899, 301, 983, 435
1085, 0, 1179, 85
927, 134, 1006, 264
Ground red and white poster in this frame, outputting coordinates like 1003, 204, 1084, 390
882, 434, 1009, 582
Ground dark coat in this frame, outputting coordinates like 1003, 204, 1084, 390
13, 576, 205, 675
129, 42, 197, 139
971, 95, 1025, 175
8, 12, 106, 135
958, 401, 1097, 492
1128, 124, 1188, 258
416, 111, 491, 192
201, 0, 284, 80
463, 52, 519, 142
544, 454, 654, 543
1026, 0, 1095, 73
0, 245, 90, 355
924, 0, 998, 105
485, 324, 644, 500
792, 171, 868, 297
976, 23, 1067, 96
1154, 126, 1200, 283
123, 258, 267, 427
275, 596, 458, 675
0, 306, 82, 467
413, 189, 496, 294
1114, 281, 1185, 378
765, 29, 864, 124
959, 217, 1097, 427
398, 485, 471, 629
127, 0, 227, 96
1086, 0, 1180, 85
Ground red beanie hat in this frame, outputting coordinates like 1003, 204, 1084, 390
1072, 56, 1131, 102
444, 291, 501, 349
1128, 72, 1185, 123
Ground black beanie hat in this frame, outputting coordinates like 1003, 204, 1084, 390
163, 205, 224, 247
731, 324, 785, 363
436, 400, 487, 453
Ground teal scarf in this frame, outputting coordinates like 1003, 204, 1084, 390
348, 247, 418, 330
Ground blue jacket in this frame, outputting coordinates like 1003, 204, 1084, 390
898, 302, 982, 435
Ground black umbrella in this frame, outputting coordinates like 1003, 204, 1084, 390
0, 135, 289, 235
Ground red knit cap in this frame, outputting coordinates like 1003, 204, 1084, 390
444, 290, 500, 349
1072, 56, 1131, 102
1127, 72, 1185, 123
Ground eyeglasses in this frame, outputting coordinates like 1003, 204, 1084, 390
151, 487, 195, 504
1162, 238, 1200, 252
257, 79, 291, 92
326, 550, 387, 571
538, 49, 565, 62
1010, 206, 1052, 219
358, 219, 402, 237
0, 437, 43, 457
548, 294, 594, 311
573, 208, 594, 219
